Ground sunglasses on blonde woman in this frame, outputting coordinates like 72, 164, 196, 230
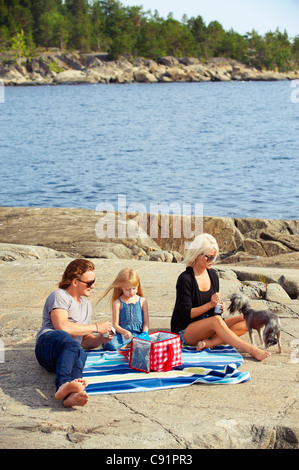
204, 255, 216, 262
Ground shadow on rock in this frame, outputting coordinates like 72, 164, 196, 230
0, 341, 72, 411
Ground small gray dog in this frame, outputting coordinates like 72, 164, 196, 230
228, 293, 281, 353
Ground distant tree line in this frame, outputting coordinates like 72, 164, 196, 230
0, 0, 298, 71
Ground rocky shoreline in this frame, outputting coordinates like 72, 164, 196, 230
0, 205, 298, 303
0, 206, 299, 449
1, 206, 298, 264
1, 52, 298, 86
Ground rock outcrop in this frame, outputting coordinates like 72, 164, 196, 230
0, 243, 69, 262
0, 207, 298, 281
0, 256, 298, 449
0, 208, 298, 449
0, 53, 298, 86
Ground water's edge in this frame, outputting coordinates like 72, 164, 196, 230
1, 53, 298, 86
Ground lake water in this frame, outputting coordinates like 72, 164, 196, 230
0, 81, 298, 219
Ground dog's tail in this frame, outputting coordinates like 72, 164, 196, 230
264, 319, 280, 347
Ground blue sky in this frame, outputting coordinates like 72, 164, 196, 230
121, 0, 299, 38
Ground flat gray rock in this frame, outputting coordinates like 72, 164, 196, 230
0, 258, 298, 449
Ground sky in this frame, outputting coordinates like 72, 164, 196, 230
121, 0, 299, 39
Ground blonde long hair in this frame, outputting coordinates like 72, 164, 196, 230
97, 268, 143, 306
184, 233, 219, 267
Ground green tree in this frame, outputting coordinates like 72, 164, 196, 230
292, 35, 299, 65
205, 20, 225, 56
264, 29, 292, 71
0, 0, 297, 68
245, 29, 268, 69
90, 0, 107, 50
30, 0, 63, 45
245, 28, 293, 71
220, 29, 247, 61
100, 0, 140, 59
39, 9, 70, 49
0, 0, 9, 27
0, 25, 10, 50
4, 0, 33, 37
11, 28, 30, 60
136, 19, 167, 58
161, 17, 196, 57
187, 15, 207, 56
65, 0, 92, 50
0, 0, 10, 49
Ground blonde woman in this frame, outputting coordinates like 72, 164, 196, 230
98, 268, 149, 350
171, 234, 270, 361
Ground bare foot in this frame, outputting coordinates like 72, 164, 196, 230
196, 340, 207, 351
55, 379, 85, 401
63, 390, 89, 408
77, 378, 88, 388
250, 345, 271, 361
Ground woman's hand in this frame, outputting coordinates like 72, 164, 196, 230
211, 292, 221, 306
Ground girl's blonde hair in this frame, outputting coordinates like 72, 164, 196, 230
97, 268, 143, 305
184, 233, 219, 267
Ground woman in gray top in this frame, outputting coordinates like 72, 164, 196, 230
35, 259, 113, 407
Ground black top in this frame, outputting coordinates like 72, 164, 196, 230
170, 267, 219, 333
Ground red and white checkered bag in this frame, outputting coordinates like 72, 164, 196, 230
128, 331, 182, 373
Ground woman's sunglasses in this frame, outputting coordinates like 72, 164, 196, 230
77, 278, 96, 288
204, 255, 216, 262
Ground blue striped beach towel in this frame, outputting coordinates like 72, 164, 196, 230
83, 345, 250, 395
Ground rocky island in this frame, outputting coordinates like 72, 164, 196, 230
1, 52, 298, 86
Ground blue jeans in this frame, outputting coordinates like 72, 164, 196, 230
35, 330, 87, 391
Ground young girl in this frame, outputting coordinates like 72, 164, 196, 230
98, 268, 149, 351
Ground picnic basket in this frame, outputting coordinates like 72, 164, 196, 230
120, 331, 181, 373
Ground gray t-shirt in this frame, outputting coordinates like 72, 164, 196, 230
36, 289, 92, 344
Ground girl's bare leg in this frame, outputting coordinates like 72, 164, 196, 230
184, 315, 270, 361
